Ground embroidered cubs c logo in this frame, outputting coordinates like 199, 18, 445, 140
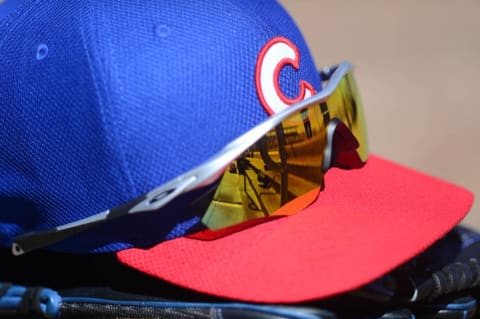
255, 36, 315, 115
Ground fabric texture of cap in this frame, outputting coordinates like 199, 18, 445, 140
0, 0, 26, 21
0, 0, 474, 303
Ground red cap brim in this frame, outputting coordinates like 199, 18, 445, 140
116, 155, 474, 303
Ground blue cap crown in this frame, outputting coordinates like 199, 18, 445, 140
0, 0, 321, 252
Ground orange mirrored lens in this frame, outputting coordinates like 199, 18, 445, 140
202, 71, 367, 230
327, 72, 368, 162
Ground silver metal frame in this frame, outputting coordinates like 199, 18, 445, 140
12, 61, 354, 256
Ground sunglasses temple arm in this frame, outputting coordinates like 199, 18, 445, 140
11, 195, 148, 256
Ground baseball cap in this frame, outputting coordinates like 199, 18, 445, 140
0, 0, 474, 303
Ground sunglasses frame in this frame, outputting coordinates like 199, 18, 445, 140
12, 61, 356, 256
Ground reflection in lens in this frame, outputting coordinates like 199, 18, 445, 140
327, 72, 368, 162
201, 71, 368, 230
202, 104, 327, 230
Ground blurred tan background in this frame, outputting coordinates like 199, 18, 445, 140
280, 1, 480, 229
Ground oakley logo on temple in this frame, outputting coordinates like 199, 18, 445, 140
255, 36, 316, 115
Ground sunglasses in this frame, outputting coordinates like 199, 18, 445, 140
12, 61, 368, 256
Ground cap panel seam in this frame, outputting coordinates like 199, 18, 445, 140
80, 0, 138, 198
224, 0, 273, 40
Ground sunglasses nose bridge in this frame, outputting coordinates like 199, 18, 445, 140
322, 119, 364, 172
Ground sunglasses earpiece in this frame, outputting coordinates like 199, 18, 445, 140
322, 119, 364, 172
